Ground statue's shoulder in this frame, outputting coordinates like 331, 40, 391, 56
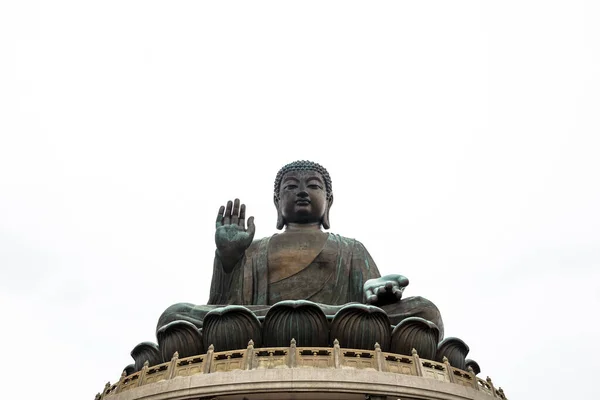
326, 233, 367, 250
326, 232, 359, 242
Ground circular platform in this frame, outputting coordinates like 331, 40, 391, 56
97, 342, 506, 400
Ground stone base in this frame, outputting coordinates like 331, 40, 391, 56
106, 367, 494, 400
99, 344, 506, 400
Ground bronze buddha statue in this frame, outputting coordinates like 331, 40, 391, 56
149, 161, 444, 359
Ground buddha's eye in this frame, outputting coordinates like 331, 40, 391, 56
285, 184, 298, 190
308, 184, 321, 190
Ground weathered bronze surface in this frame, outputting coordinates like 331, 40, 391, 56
130, 342, 161, 372
390, 317, 440, 360
158, 161, 442, 333
330, 303, 391, 351
262, 300, 329, 347
202, 305, 262, 352
129, 161, 464, 369
156, 320, 203, 362
436, 337, 470, 370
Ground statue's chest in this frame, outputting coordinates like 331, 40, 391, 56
267, 232, 329, 284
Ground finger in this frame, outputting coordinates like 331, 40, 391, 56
224, 200, 233, 225
376, 285, 387, 296
231, 199, 240, 225
392, 286, 403, 300
215, 205, 225, 228
246, 216, 256, 238
385, 281, 394, 291
365, 289, 378, 304
238, 204, 246, 227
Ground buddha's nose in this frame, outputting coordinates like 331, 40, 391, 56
297, 190, 309, 198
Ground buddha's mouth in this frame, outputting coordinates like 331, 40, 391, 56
295, 200, 311, 205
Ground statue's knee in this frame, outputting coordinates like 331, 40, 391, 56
405, 296, 441, 317
382, 296, 444, 337
402, 296, 444, 337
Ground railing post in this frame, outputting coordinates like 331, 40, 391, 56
497, 387, 507, 399
443, 356, 455, 383
374, 343, 385, 372
467, 366, 479, 390
464, 366, 477, 390
288, 338, 297, 368
333, 339, 341, 368
204, 345, 214, 374
244, 340, 255, 370
137, 361, 149, 387
487, 376, 498, 398
168, 351, 179, 379
115, 371, 126, 393
411, 348, 423, 377
100, 382, 110, 399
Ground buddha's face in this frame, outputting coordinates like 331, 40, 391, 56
278, 170, 328, 225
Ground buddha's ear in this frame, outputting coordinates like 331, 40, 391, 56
322, 194, 334, 230
274, 195, 285, 230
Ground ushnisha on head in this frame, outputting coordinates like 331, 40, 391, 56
273, 160, 334, 230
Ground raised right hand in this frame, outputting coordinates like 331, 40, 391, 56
215, 199, 255, 264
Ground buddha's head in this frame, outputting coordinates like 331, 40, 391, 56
273, 160, 334, 230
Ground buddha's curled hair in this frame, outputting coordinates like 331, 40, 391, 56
274, 160, 333, 200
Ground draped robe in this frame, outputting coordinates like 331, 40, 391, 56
158, 233, 444, 337
208, 233, 379, 306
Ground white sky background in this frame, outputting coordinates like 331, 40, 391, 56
1, 1, 599, 399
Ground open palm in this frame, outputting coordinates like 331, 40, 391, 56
215, 199, 255, 262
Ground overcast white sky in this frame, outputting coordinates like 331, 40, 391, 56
1, 1, 599, 399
